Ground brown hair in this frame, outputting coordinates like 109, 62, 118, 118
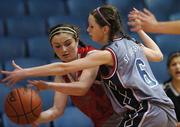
167, 51, 180, 67
49, 24, 85, 47
90, 5, 139, 46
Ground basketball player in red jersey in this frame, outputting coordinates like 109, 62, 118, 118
34, 24, 115, 127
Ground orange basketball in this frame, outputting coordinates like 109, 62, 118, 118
4, 87, 42, 125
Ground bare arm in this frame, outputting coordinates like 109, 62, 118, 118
29, 66, 99, 96
35, 77, 68, 123
150, 21, 180, 34
1, 50, 112, 85
49, 66, 99, 95
128, 8, 180, 34
128, 8, 163, 62
137, 30, 163, 62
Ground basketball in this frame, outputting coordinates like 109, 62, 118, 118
4, 87, 42, 125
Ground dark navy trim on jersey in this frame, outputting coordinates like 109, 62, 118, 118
117, 101, 150, 127
102, 47, 117, 79
102, 72, 141, 110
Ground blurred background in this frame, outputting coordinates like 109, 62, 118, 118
0, 0, 180, 126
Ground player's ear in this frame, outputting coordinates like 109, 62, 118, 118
103, 25, 110, 34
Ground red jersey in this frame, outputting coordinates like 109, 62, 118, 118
62, 46, 113, 127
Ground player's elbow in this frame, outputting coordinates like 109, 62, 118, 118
149, 52, 164, 62
76, 85, 90, 96
154, 52, 163, 62
78, 89, 88, 96
51, 107, 65, 119
158, 53, 163, 61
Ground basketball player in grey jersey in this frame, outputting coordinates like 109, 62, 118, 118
101, 38, 177, 126
1, 5, 177, 127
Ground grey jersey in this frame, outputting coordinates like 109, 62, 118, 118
100, 38, 175, 118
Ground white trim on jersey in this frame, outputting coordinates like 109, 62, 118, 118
102, 47, 117, 79
138, 101, 151, 127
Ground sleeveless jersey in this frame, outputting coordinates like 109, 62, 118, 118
62, 46, 113, 127
99, 38, 176, 123
164, 82, 180, 121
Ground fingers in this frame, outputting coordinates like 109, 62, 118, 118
12, 60, 23, 70
28, 80, 35, 84
138, 11, 148, 20
6, 80, 15, 87
1, 75, 10, 83
143, 8, 153, 16
128, 13, 138, 20
1, 70, 11, 75
28, 80, 41, 91
27, 84, 34, 88
132, 7, 140, 13
128, 22, 140, 32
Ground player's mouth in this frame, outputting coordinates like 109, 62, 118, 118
62, 54, 70, 58
175, 71, 180, 76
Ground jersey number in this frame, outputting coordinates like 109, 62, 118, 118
136, 59, 157, 87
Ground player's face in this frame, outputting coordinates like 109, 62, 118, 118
51, 33, 78, 62
169, 56, 180, 81
87, 14, 109, 45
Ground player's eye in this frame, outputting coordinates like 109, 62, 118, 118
54, 45, 61, 48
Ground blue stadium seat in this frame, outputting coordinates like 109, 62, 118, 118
7, 17, 46, 38
144, 0, 174, 21
39, 90, 54, 110
53, 107, 94, 127
0, 37, 26, 62
0, 84, 11, 113
130, 32, 155, 44
0, 63, 3, 80
4, 58, 49, 85
67, 0, 104, 19
39, 91, 73, 110
27, 0, 67, 18
172, 0, 180, 13
67, 96, 74, 107
2, 113, 51, 127
27, 36, 54, 60
155, 35, 180, 56
169, 12, 180, 20
48, 15, 86, 33
149, 56, 170, 84
106, 0, 133, 15
0, 19, 4, 36
80, 33, 101, 49
106, 0, 144, 33
0, 0, 25, 18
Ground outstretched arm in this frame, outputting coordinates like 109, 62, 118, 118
128, 8, 180, 34
1, 50, 112, 85
29, 65, 99, 96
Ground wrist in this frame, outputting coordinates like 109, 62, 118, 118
47, 82, 53, 90
23, 69, 30, 78
148, 22, 159, 33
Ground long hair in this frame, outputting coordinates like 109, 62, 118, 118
90, 5, 140, 49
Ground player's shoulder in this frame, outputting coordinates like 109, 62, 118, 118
163, 82, 171, 91
78, 45, 96, 54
